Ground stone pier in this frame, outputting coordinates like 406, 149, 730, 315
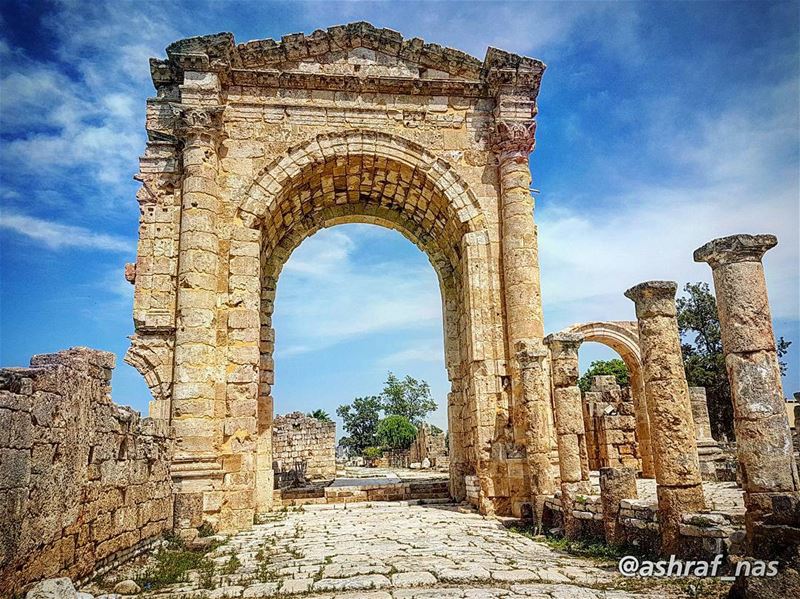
694, 234, 800, 557
625, 281, 705, 554
544, 332, 590, 539
516, 340, 556, 528
600, 466, 638, 546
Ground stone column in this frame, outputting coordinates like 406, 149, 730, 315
516, 340, 555, 528
688, 387, 724, 481
688, 387, 713, 441
544, 332, 591, 539
492, 119, 555, 500
170, 104, 226, 531
600, 467, 638, 546
694, 234, 800, 554
630, 370, 656, 478
624, 281, 705, 554
492, 121, 544, 343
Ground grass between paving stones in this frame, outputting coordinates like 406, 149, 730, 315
507, 522, 645, 562
507, 523, 732, 598
132, 532, 226, 591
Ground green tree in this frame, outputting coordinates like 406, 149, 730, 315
578, 359, 630, 393
379, 372, 437, 425
362, 446, 383, 460
376, 415, 418, 450
677, 282, 791, 440
336, 396, 381, 454
307, 409, 332, 422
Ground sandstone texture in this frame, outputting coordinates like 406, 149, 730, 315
625, 281, 705, 554
125, 22, 552, 530
0, 348, 173, 597
272, 411, 335, 484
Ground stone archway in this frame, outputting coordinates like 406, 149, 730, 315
236, 129, 492, 512
125, 23, 551, 532
563, 321, 655, 477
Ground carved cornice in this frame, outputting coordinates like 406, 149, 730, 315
171, 105, 225, 142
230, 69, 488, 97
491, 120, 537, 162
151, 24, 545, 100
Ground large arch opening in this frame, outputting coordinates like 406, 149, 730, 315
237, 130, 496, 510
270, 223, 451, 479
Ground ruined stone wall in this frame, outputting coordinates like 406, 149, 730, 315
409, 424, 447, 466
0, 348, 173, 596
582, 377, 640, 472
272, 412, 335, 483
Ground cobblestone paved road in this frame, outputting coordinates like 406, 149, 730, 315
104, 501, 726, 598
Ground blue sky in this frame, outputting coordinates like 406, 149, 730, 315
1, 1, 798, 434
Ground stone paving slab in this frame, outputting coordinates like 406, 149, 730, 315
92, 502, 727, 598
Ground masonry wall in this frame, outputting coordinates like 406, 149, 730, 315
582, 377, 640, 472
0, 348, 173, 596
272, 412, 335, 484
409, 424, 448, 467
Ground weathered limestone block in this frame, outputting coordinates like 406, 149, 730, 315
409, 423, 448, 467
625, 281, 705, 555
582, 377, 640, 472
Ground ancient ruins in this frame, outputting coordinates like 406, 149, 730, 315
1, 22, 798, 598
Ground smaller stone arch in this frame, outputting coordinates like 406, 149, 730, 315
124, 334, 173, 420
564, 321, 641, 365
560, 321, 654, 478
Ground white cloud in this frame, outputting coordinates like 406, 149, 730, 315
274, 225, 442, 356
377, 342, 444, 368
0, 211, 134, 252
301, 1, 639, 61
540, 83, 799, 332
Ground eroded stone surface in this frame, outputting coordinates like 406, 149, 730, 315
96, 502, 700, 598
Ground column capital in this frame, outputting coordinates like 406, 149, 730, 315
543, 332, 583, 359
624, 280, 678, 319
693, 234, 778, 268
171, 104, 225, 143
491, 120, 536, 163
514, 338, 547, 369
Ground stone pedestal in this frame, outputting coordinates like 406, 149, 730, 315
625, 281, 705, 555
545, 332, 591, 539
695, 234, 800, 557
600, 467, 638, 546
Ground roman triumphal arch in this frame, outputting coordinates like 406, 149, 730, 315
125, 23, 552, 532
